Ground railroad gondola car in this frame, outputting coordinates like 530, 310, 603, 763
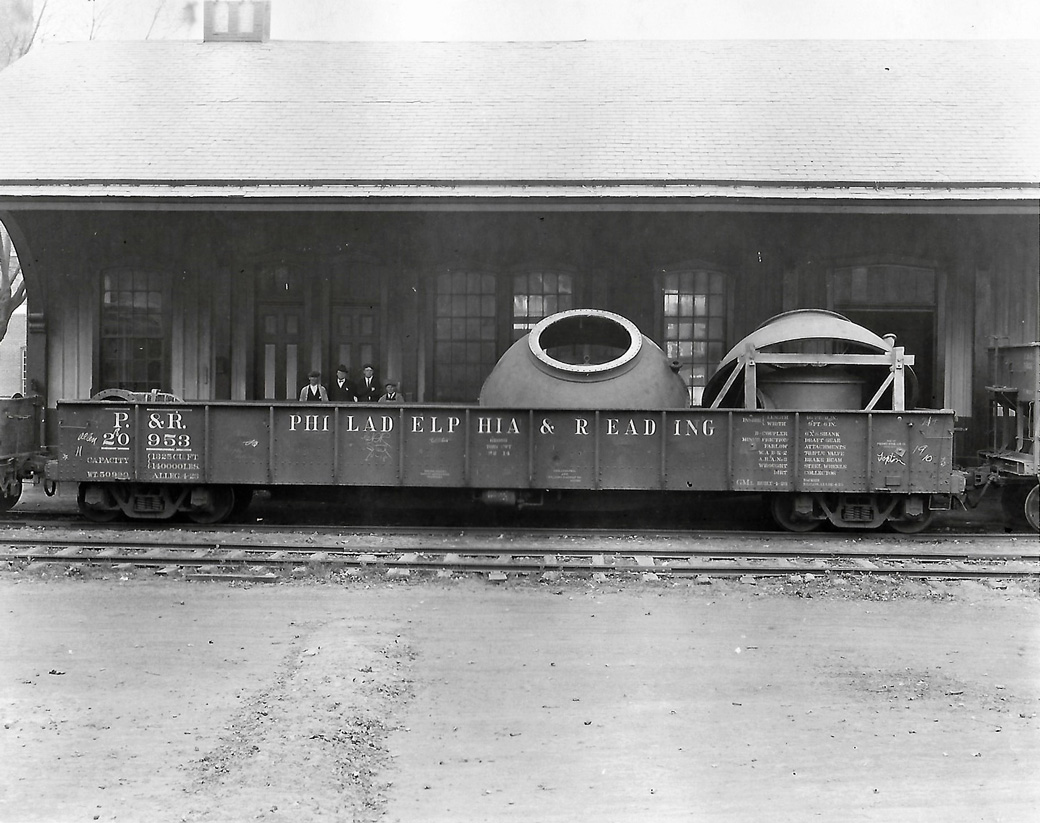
0, 394, 43, 512
42, 309, 984, 533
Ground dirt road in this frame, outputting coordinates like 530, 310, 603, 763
1, 573, 1037, 822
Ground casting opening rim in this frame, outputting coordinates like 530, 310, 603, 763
528, 309, 643, 376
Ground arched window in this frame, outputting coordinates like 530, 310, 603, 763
660, 269, 727, 405
99, 268, 165, 392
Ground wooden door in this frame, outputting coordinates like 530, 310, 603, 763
256, 302, 306, 400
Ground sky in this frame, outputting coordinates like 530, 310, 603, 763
28, 0, 1040, 43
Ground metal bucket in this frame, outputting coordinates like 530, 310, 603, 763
757, 368, 865, 410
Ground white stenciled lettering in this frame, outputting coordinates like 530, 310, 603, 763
540, 419, 555, 435
412, 416, 459, 434
346, 415, 394, 433
478, 417, 520, 435
606, 418, 658, 436
148, 411, 185, 430
575, 418, 589, 435
289, 414, 331, 432
672, 419, 716, 437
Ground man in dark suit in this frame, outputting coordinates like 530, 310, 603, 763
356, 363, 380, 402
328, 365, 356, 401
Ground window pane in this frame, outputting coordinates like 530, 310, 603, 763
434, 271, 499, 400
660, 269, 727, 397
100, 268, 164, 393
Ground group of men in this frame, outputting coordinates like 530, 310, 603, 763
300, 364, 401, 403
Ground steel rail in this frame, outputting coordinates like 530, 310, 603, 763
2, 539, 1037, 580
0, 532, 1037, 561
0, 509, 1030, 540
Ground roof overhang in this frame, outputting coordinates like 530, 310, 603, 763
0, 182, 1037, 213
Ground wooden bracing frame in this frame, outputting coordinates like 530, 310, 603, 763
708, 347, 914, 411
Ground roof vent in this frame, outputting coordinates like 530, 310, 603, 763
203, 1, 271, 42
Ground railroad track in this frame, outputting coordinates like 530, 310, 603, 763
1, 527, 1036, 582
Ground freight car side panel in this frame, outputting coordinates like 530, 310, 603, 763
597, 413, 665, 490
800, 413, 868, 492
531, 411, 596, 488
0, 395, 42, 462
270, 407, 335, 484
208, 406, 270, 484
662, 413, 729, 491
336, 408, 403, 486
136, 407, 204, 483
402, 410, 467, 486
469, 410, 529, 489
868, 413, 954, 494
55, 404, 135, 481
732, 413, 795, 491
54, 403, 957, 496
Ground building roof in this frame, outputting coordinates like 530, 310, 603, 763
0, 39, 1038, 203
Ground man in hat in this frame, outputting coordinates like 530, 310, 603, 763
377, 381, 402, 403
299, 370, 328, 402
328, 364, 356, 401
356, 363, 380, 402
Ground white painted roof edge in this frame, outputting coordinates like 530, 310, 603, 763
1, 183, 1038, 201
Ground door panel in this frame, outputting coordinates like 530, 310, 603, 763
257, 303, 305, 400
330, 304, 380, 373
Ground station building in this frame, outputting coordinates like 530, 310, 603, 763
0, 3, 1036, 460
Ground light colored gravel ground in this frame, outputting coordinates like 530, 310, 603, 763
0, 572, 1036, 823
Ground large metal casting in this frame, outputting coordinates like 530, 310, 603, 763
702, 310, 919, 411
479, 309, 689, 409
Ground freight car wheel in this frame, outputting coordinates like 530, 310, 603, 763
186, 486, 236, 525
770, 495, 821, 532
888, 509, 935, 534
0, 479, 22, 512
227, 487, 254, 522
1000, 483, 1032, 530
76, 484, 121, 523
1026, 484, 1039, 532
